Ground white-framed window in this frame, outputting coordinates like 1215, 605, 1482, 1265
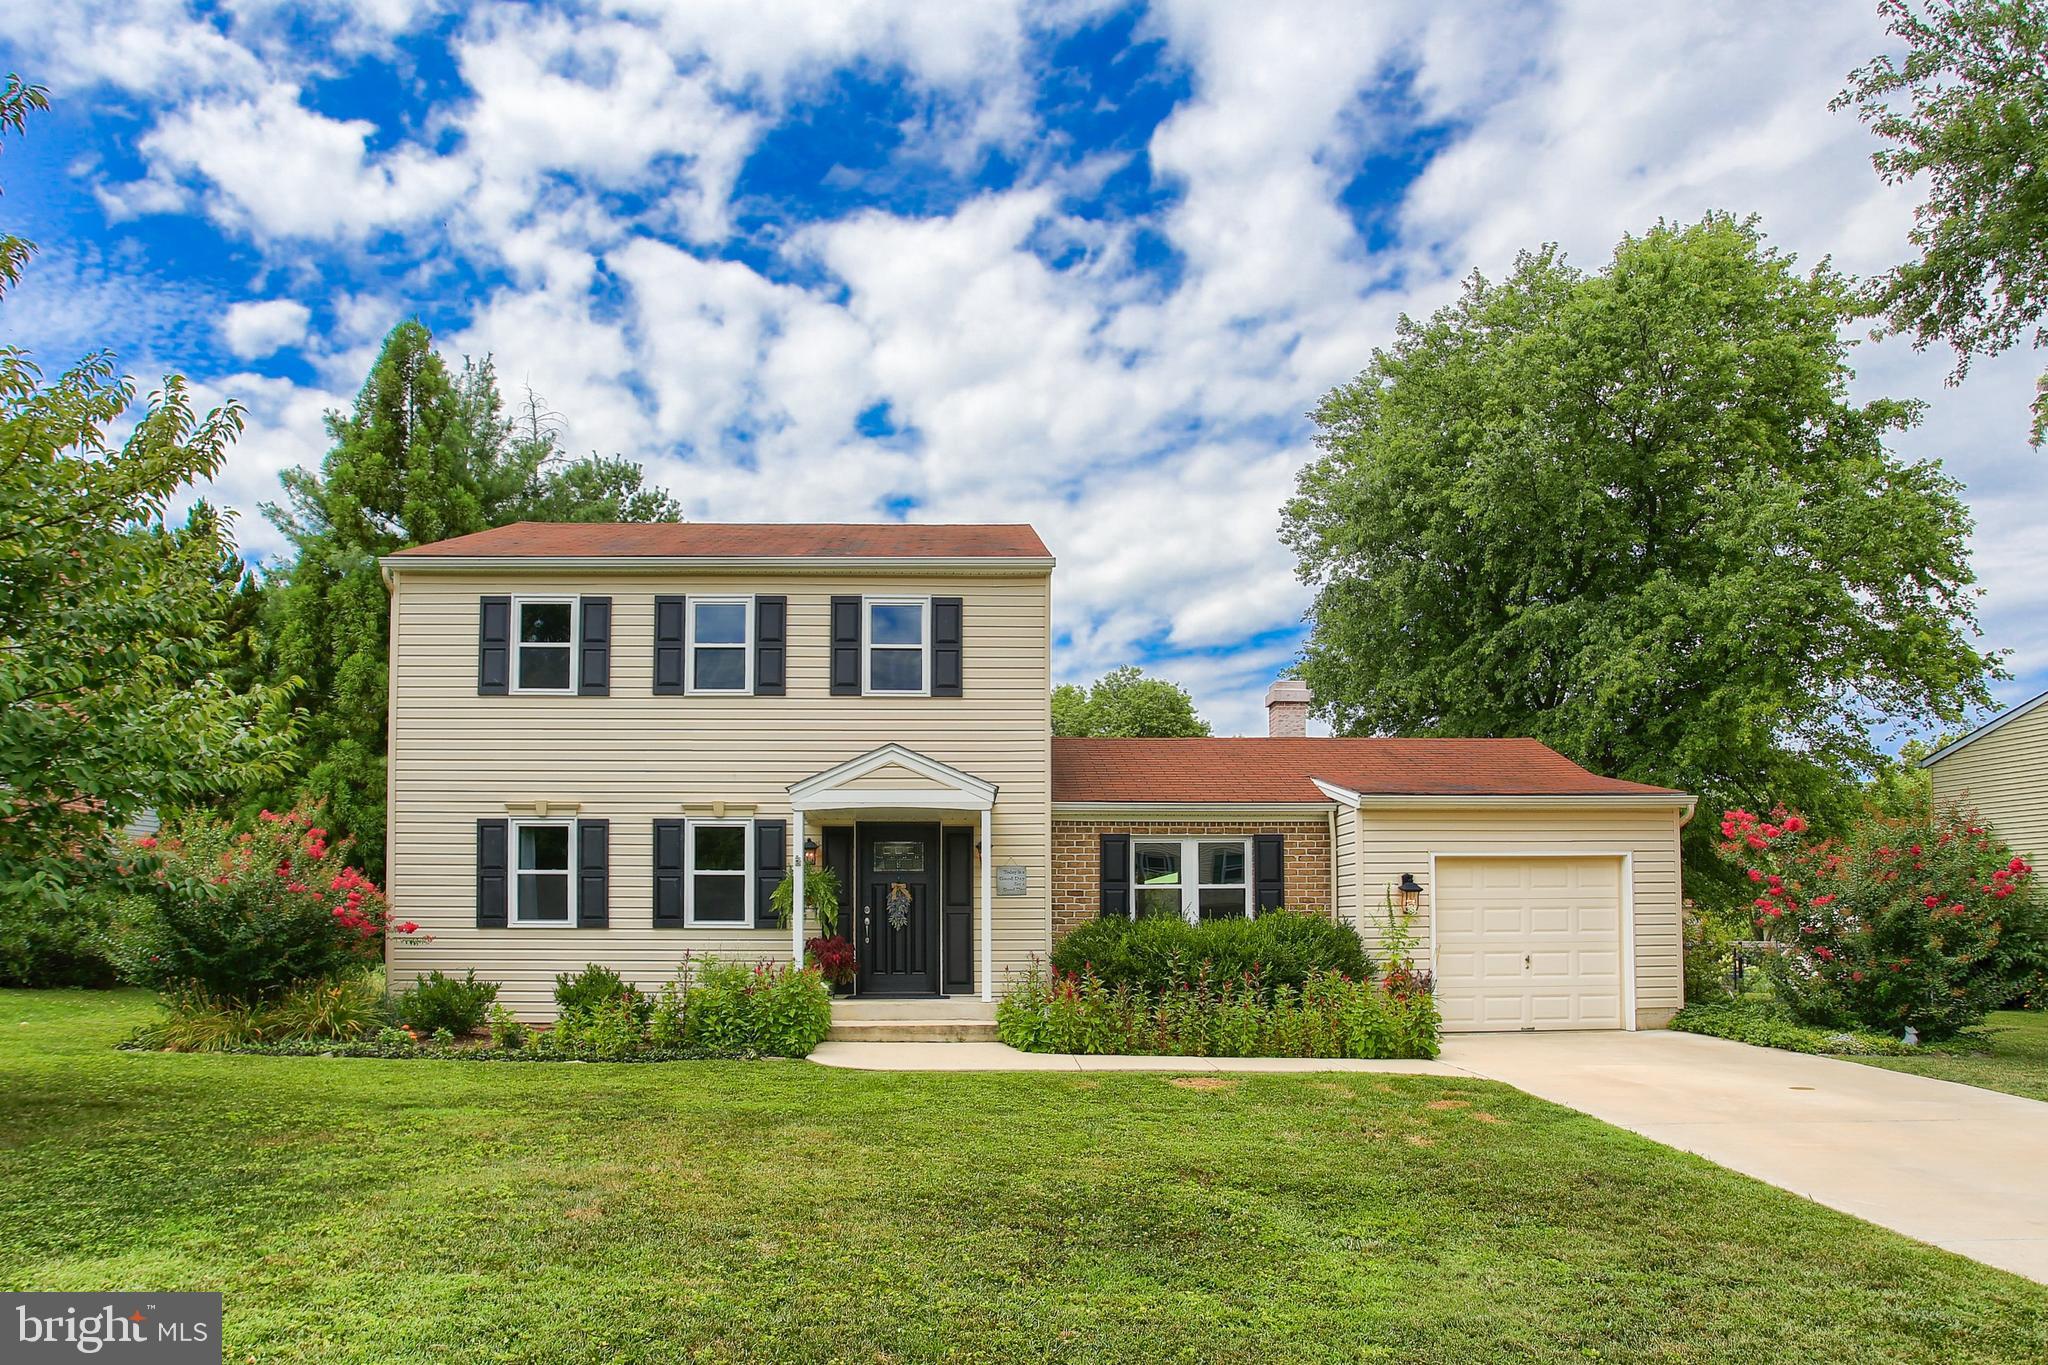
685, 819, 752, 926
686, 595, 752, 694
1131, 838, 1253, 923
864, 596, 929, 695
511, 818, 577, 926
513, 596, 577, 694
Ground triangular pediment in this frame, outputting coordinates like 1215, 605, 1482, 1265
788, 744, 998, 810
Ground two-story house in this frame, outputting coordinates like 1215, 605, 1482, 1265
382, 521, 1696, 1031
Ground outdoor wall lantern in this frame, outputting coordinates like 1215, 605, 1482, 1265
803, 838, 820, 865
1397, 872, 1425, 912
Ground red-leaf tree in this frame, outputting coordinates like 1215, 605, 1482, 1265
1719, 804, 2047, 1038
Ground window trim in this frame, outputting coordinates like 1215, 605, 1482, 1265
1128, 837, 1254, 924
684, 818, 754, 928
510, 595, 578, 696
684, 593, 755, 696
862, 595, 931, 697
509, 817, 578, 927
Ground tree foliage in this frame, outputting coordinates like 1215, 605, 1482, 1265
1834, 0, 2048, 443
260, 324, 681, 871
0, 76, 295, 922
1052, 665, 1212, 737
1282, 215, 2000, 896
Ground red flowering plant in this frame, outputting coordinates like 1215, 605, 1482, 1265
1719, 804, 2047, 1039
803, 935, 857, 989
111, 804, 424, 1003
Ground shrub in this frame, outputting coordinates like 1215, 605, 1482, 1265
108, 806, 420, 1003
1719, 804, 2047, 1039
554, 964, 643, 1021
555, 993, 648, 1059
486, 1003, 526, 1051
997, 962, 1438, 1059
269, 973, 389, 1041
394, 969, 499, 1035
1683, 905, 1738, 1004
373, 1026, 414, 1049
648, 982, 688, 1049
685, 959, 832, 1057
1050, 910, 1370, 997
0, 887, 122, 988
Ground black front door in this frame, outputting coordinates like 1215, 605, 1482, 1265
857, 823, 940, 996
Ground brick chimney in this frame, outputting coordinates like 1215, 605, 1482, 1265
1265, 679, 1311, 737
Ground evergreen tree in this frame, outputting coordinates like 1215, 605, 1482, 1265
261, 322, 680, 871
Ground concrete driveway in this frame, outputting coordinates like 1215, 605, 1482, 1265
1442, 1029, 2048, 1284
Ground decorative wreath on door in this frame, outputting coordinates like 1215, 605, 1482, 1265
885, 882, 912, 931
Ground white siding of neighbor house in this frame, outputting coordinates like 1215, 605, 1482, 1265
1354, 802, 1689, 1028
1926, 700, 2048, 866
384, 567, 1052, 1019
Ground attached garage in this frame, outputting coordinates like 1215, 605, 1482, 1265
1432, 855, 1627, 1032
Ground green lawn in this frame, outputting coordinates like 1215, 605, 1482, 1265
1852, 1009, 2048, 1102
2, 992, 2044, 1363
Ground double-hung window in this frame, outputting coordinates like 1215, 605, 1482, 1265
513, 597, 576, 693
512, 819, 577, 925
865, 597, 928, 695
1130, 838, 1253, 922
686, 820, 752, 926
687, 596, 751, 694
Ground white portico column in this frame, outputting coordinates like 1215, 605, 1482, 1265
790, 806, 806, 967
979, 806, 994, 1002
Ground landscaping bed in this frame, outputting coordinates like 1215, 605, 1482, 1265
4, 989, 2045, 1362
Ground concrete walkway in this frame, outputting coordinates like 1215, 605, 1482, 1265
808, 1039, 1456, 1073
809, 1030, 2048, 1284
1446, 1030, 2048, 1285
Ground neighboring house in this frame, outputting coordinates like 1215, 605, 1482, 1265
1919, 688, 2048, 865
381, 521, 1696, 1030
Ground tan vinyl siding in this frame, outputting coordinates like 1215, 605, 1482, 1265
1355, 803, 1687, 1028
1927, 701, 2048, 866
386, 569, 1051, 1018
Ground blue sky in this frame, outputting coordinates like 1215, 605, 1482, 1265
5, 1, 2044, 738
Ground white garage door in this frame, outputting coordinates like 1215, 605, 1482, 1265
1434, 856, 1626, 1032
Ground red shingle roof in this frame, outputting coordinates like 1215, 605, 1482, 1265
1052, 737, 1685, 803
390, 522, 1051, 559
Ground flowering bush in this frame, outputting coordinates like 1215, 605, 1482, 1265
996, 962, 1439, 1059
1719, 804, 2047, 1039
110, 805, 421, 1003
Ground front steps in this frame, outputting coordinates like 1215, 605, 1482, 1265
826, 997, 999, 1043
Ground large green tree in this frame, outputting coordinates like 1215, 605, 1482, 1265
0, 76, 294, 962
262, 324, 681, 872
1281, 214, 1999, 895
1834, 0, 2048, 443
1053, 666, 1211, 737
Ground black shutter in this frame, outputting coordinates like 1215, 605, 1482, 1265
822, 827, 853, 940
830, 596, 862, 695
754, 596, 786, 696
653, 819, 685, 928
1099, 834, 1130, 919
477, 819, 509, 927
932, 596, 963, 698
943, 826, 973, 992
1254, 834, 1285, 912
754, 819, 787, 929
653, 596, 686, 695
478, 597, 511, 695
577, 820, 610, 928
578, 596, 611, 696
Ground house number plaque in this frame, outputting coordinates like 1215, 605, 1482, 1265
995, 864, 1028, 897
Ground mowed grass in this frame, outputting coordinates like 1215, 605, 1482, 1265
2, 992, 2044, 1363
1852, 1008, 2048, 1103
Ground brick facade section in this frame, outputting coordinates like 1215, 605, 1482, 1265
1051, 818, 1333, 940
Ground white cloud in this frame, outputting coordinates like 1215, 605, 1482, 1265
219, 298, 312, 358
